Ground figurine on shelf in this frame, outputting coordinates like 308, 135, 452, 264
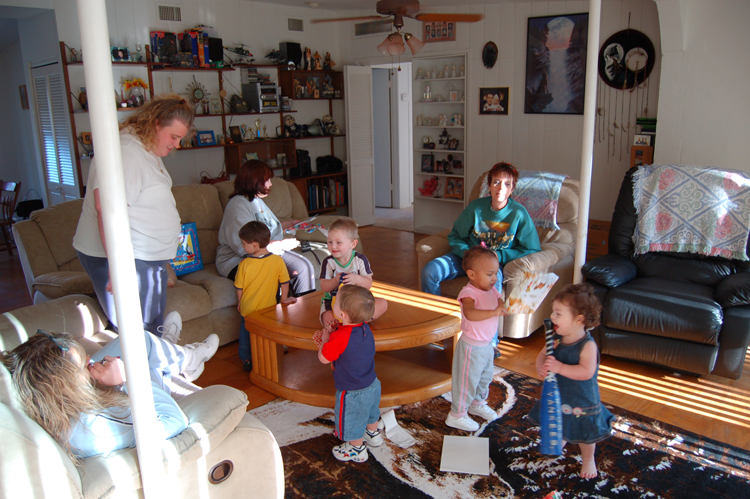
284, 115, 300, 138
77, 87, 88, 110
451, 65, 457, 78
313, 51, 322, 70
303, 47, 312, 70
438, 114, 448, 126
444, 64, 450, 76
323, 52, 335, 70
423, 83, 432, 101
452, 113, 463, 126
460, 65, 465, 77
418, 176, 440, 197
416, 114, 424, 126
416, 68, 423, 80
293, 77, 304, 99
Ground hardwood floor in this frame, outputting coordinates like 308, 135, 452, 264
3, 226, 750, 452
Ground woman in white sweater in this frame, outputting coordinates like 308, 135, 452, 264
73, 95, 194, 334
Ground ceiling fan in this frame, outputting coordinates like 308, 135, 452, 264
311, 0, 484, 56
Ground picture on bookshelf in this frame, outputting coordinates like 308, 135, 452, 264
445, 178, 464, 199
196, 130, 216, 146
277, 153, 287, 168
634, 134, 652, 146
229, 126, 243, 143
111, 47, 130, 62
305, 75, 319, 98
209, 98, 222, 115
421, 154, 434, 172
452, 158, 463, 172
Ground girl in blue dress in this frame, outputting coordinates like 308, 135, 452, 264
529, 283, 614, 479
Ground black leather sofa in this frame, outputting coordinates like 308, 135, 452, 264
582, 168, 750, 379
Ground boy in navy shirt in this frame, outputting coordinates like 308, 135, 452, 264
317, 285, 382, 462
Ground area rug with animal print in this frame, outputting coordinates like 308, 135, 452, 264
249, 367, 750, 498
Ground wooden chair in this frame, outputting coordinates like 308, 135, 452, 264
0, 181, 21, 256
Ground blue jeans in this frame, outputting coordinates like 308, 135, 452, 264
421, 252, 503, 345
421, 252, 503, 295
239, 319, 251, 363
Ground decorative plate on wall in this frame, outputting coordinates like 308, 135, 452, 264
598, 29, 655, 89
482, 41, 498, 69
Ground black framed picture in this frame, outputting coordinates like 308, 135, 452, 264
421, 154, 434, 172
524, 13, 589, 114
196, 130, 216, 146
479, 87, 509, 115
111, 47, 130, 62
229, 126, 243, 143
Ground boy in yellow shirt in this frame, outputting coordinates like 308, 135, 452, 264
235, 221, 297, 371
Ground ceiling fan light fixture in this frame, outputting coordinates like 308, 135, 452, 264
377, 35, 392, 56
404, 32, 425, 55
387, 32, 405, 56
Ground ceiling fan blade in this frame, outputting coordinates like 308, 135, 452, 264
414, 13, 485, 23
311, 15, 388, 24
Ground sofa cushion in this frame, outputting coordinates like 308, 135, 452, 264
78, 386, 248, 498
263, 179, 294, 221
633, 252, 735, 288
30, 199, 83, 271
602, 277, 722, 344
715, 272, 750, 308
172, 184, 224, 265
179, 264, 237, 311
165, 280, 213, 322
32, 271, 95, 299
582, 254, 638, 288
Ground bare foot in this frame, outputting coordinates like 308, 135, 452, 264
580, 457, 597, 479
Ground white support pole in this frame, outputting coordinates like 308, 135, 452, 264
76, 0, 165, 496
573, 0, 603, 283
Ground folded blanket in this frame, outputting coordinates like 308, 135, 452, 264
632, 164, 750, 261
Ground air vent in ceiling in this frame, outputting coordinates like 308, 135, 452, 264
157, 4, 182, 22
354, 19, 392, 37
288, 18, 304, 31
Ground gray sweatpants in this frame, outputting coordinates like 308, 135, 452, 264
450, 336, 494, 418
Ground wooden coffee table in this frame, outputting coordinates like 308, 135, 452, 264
246, 281, 461, 408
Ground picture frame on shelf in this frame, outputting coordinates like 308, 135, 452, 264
449, 90, 459, 102
277, 153, 287, 168
111, 47, 130, 62
209, 98, 222, 115
80, 132, 92, 145
423, 21, 456, 43
434, 159, 443, 173
196, 130, 216, 146
229, 126, 243, 143
447, 138, 460, 150
421, 154, 434, 172
480, 87, 509, 115
634, 134, 652, 146
452, 158, 463, 172
245, 152, 259, 162
445, 178, 464, 199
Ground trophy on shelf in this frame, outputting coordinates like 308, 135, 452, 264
254, 119, 262, 140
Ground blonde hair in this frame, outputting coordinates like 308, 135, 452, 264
119, 93, 195, 153
329, 217, 359, 241
336, 285, 375, 323
0, 332, 129, 463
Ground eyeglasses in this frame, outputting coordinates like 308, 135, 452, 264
37, 329, 69, 352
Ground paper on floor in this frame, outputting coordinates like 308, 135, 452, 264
379, 409, 416, 448
439, 435, 490, 475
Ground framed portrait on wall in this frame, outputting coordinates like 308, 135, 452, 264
479, 87, 509, 115
423, 21, 456, 43
524, 13, 589, 114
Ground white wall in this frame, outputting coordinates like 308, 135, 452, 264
337, 0, 661, 221
654, 0, 750, 171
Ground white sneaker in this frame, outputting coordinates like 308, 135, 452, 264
158, 311, 183, 344
445, 413, 480, 432
181, 334, 219, 382
468, 403, 498, 422
364, 428, 384, 447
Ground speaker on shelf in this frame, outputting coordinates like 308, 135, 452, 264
208, 37, 223, 63
279, 42, 302, 69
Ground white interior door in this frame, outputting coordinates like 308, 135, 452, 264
372, 68, 392, 208
344, 65, 376, 226
32, 62, 78, 205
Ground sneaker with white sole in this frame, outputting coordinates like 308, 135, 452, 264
332, 442, 368, 463
364, 428, 383, 447
445, 413, 480, 432
468, 403, 498, 422
181, 334, 219, 382
157, 311, 183, 344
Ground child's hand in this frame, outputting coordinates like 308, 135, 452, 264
495, 301, 509, 316
543, 355, 563, 375
341, 273, 359, 286
281, 296, 297, 305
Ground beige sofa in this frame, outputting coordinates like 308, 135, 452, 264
0, 294, 284, 499
12, 178, 339, 346
416, 172, 580, 339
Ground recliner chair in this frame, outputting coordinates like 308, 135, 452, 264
582, 167, 750, 379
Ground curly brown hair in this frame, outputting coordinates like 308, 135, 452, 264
461, 245, 498, 272
553, 283, 602, 329
0, 332, 129, 463
119, 93, 195, 153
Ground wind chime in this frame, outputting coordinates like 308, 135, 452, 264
595, 17, 656, 163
